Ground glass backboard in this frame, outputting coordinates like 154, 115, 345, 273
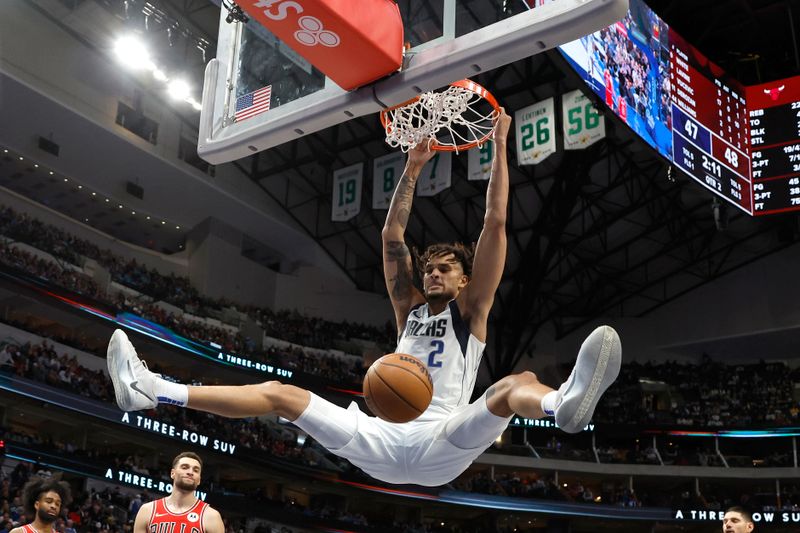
198, 0, 628, 164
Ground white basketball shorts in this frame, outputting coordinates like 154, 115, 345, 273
292, 391, 511, 486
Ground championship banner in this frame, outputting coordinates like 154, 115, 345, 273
331, 163, 363, 222
467, 141, 494, 181
372, 152, 405, 209
562, 89, 606, 149
515, 98, 556, 165
417, 152, 452, 197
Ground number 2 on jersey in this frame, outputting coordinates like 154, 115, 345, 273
427, 340, 444, 368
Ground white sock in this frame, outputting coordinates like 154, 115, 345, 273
541, 390, 559, 416
153, 379, 188, 407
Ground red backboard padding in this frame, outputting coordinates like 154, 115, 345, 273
238, 0, 404, 91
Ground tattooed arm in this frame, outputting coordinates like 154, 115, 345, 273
458, 108, 512, 342
381, 145, 432, 332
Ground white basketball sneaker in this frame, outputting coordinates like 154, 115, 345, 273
107, 329, 159, 411
554, 325, 621, 433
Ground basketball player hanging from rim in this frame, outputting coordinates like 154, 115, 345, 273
106, 108, 622, 486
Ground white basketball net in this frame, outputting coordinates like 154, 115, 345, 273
383, 85, 496, 153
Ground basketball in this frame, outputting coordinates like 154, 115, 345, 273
363, 353, 434, 423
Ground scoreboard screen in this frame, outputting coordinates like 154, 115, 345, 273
747, 76, 800, 215
668, 30, 751, 214
557, 1, 673, 160
558, 0, 800, 217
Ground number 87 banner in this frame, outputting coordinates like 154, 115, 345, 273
515, 97, 557, 165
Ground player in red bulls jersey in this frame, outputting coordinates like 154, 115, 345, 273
133, 452, 224, 533
11, 477, 71, 533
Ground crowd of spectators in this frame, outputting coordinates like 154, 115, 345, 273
6, 205, 800, 434
4, 314, 800, 477
453, 470, 645, 508
455, 469, 800, 515
0, 339, 113, 402
0, 458, 300, 533
0, 241, 103, 300
0, 336, 352, 476
0, 459, 145, 533
113, 296, 367, 386
4, 329, 800, 519
0, 205, 396, 387
2, 361, 799, 531
4, 206, 800, 496
0, 203, 392, 334
596, 355, 800, 429
0, 428, 476, 533
534, 436, 594, 462
9, 204, 800, 416
0, 207, 101, 267
591, 11, 670, 126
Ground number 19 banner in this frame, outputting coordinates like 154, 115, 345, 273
331, 163, 363, 222
515, 97, 556, 165
562, 89, 605, 149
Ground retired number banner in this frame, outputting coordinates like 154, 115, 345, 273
331, 163, 363, 222
468, 141, 494, 181
515, 97, 556, 165
372, 153, 405, 209
417, 152, 452, 197
562, 89, 605, 149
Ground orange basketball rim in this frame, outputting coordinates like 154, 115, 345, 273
380, 79, 501, 153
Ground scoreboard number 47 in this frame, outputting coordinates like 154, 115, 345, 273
684, 118, 739, 169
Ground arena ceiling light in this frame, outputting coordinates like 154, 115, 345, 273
113, 34, 200, 111
152, 68, 168, 83
114, 35, 153, 70
167, 79, 191, 101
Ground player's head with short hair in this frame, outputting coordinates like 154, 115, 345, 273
723, 507, 754, 533
171, 452, 202, 493
172, 451, 202, 469
22, 477, 71, 523
415, 243, 475, 303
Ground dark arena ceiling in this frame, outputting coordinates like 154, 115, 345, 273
10, 0, 800, 379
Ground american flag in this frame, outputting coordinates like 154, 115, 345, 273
234, 85, 272, 122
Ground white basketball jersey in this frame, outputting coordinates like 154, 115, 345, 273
395, 300, 485, 421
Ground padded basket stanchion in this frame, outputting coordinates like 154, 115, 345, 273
237, 0, 403, 91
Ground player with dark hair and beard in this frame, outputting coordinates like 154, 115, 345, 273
133, 452, 224, 533
11, 477, 71, 533
107, 110, 622, 487
723, 507, 755, 533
